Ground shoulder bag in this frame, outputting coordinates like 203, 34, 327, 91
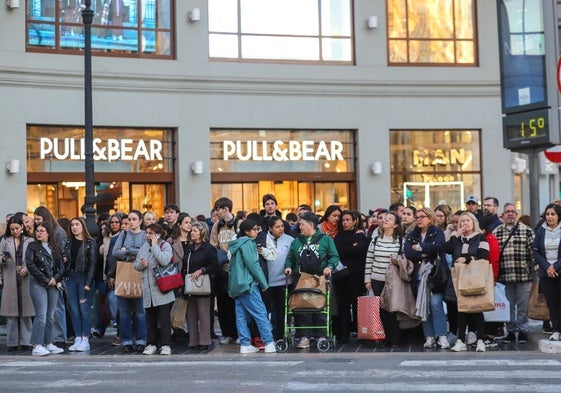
184, 251, 211, 296
154, 242, 184, 293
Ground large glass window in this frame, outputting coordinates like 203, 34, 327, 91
390, 130, 481, 212
26, 0, 173, 58
387, 0, 477, 65
209, 0, 353, 63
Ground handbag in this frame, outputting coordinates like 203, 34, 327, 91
155, 262, 184, 294
183, 251, 211, 296
427, 257, 448, 293
115, 260, 142, 298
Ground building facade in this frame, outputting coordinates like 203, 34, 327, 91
0, 1, 553, 220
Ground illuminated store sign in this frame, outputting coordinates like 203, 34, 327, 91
412, 148, 469, 168
39, 138, 163, 161
223, 140, 344, 161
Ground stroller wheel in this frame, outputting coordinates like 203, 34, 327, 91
317, 337, 330, 352
275, 339, 289, 353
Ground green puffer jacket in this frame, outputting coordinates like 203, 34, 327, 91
228, 237, 269, 298
284, 230, 340, 275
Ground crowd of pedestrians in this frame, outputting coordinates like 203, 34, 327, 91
0, 193, 558, 356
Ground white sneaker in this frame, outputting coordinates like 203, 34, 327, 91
451, 339, 467, 352
240, 345, 259, 354
77, 337, 90, 352
160, 345, 171, 355
143, 344, 158, 355
423, 337, 436, 348
68, 337, 82, 351
264, 342, 277, 353
46, 343, 64, 354
476, 339, 486, 352
550, 332, 561, 341
466, 331, 477, 345
32, 345, 50, 357
438, 335, 450, 349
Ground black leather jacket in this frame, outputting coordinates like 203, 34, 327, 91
26, 241, 66, 287
64, 237, 97, 287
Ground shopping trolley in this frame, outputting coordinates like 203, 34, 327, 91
275, 273, 334, 353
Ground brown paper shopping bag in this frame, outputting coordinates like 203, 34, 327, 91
114, 261, 142, 299
452, 263, 495, 313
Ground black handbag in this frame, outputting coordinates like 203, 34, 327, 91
427, 257, 448, 293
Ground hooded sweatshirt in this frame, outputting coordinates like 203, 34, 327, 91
228, 236, 268, 298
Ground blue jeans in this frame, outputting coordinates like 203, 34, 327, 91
52, 289, 67, 343
235, 284, 273, 347
66, 271, 94, 337
117, 296, 146, 346
29, 278, 60, 345
422, 291, 448, 338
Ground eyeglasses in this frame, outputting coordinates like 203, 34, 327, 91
253, 227, 262, 233
415, 215, 428, 220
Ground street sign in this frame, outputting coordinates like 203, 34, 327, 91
544, 144, 561, 163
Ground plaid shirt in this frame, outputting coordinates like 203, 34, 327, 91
493, 221, 534, 283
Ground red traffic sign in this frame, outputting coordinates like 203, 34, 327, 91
545, 145, 561, 163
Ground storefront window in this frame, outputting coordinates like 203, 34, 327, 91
27, 126, 173, 173
210, 129, 355, 173
209, 0, 353, 63
387, 0, 477, 65
26, 0, 173, 58
390, 129, 481, 212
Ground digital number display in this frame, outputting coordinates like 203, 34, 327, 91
503, 108, 551, 150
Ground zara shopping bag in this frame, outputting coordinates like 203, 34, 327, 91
452, 262, 495, 313
115, 261, 142, 299
357, 293, 385, 341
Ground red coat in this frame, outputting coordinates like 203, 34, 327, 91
485, 232, 500, 281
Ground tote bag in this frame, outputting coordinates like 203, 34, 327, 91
115, 261, 142, 299
357, 293, 386, 341
528, 280, 550, 320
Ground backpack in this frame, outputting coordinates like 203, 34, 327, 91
298, 233, 324, 274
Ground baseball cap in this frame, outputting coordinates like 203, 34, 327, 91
465, 195, 480, 204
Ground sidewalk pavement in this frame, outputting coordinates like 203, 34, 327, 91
0, 320, 552, 356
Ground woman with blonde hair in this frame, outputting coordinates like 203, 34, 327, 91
445, 211, 490, 352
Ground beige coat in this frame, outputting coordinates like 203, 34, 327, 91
0, 236, 35, 317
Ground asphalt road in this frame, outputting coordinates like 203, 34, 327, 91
1, 352, 560, 393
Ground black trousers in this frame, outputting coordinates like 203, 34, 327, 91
371, 279, 400, 345
146, 302, 172, 347
541, 275, 561, 333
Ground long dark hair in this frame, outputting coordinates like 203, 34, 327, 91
378, 211, 403, 241
35, 221, 63, 260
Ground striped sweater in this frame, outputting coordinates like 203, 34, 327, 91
364, 235, 403, 283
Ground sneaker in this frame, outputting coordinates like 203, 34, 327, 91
296, 337, 310, 349
112, 336, 121, 346
543, 321, 553, 335
502, 331, 516, 343
423, 337, 436, 348
264, 342, 277, 354
550, 332, 560, 341
451, 339, 467, 352
143, 344, 158, 355
240, 345, 259, 354
252, 337, 265, 350
160, 345, 171, 355
77, 337, 90, 352
68, 337, 82, 351
122, 345, 134, 353
46, 343, 64, 354
235, 337, 241, 345
92, 329, 104, 338
437, 335, 450, 349
466, 331, 477, 346
518, 331, 528, 343
135, 344, 146, 353
219, 336, 233, 345
32, 345, 50, 357
476, 339, 486, 352
483, 338, 498, 348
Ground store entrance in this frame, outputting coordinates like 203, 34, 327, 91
211, 180, 353, 217
27, 182, 169, 219
403, 181, 465, 211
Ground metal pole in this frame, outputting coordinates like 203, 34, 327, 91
529, 149, 541, 227
82, 0, 98, 237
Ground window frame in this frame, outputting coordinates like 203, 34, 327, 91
25, 0, 175, 59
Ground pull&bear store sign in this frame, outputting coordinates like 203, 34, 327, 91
39, 138, 163, 161
223, 140, 344, 161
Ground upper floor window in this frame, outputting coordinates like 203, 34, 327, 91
209, 0, 353, 64
387, 0, 477, 65
26, 0, 174, 58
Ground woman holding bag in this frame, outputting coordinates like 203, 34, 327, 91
404, 208, 449, 350
364, 211, 403, 348
182, 221, 218, 350
134, 223, 174, 355
445, 211, 489, 352
533, 203, 561, 341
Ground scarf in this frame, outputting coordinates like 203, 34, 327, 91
322, 220, 339, 239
